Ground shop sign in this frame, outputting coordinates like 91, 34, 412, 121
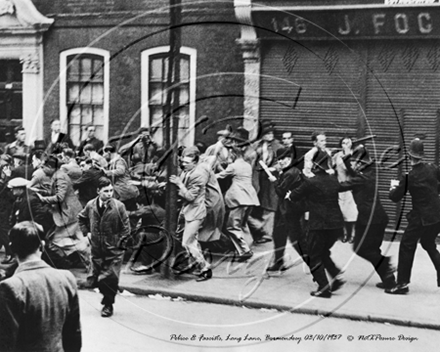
385, 0, 438, 4
254, 6, 440, 39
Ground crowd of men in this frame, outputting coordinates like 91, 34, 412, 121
1, 118, 440, 348
156, 121, 440, 299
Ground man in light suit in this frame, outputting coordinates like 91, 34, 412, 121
216, 128, 259, 262
0, 221, 82, 352
170, 147, 211, 281
61, 148, 82, 182
37, 156, 90, 269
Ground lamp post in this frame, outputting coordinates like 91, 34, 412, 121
162, 0, 182, 278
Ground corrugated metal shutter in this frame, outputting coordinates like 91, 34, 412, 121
259, 40, 360, 151
259, 39, 440, 231
365, 40, 440, 231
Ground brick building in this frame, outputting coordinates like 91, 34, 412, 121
0, 0, 245, 148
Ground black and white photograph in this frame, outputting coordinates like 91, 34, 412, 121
1, 0, 440, 351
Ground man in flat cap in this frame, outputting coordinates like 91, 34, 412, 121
388, 138, 440, 294
8, 177, 53, 238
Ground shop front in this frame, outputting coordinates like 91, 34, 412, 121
235, 0, 440, 228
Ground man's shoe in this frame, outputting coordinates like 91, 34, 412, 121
236, 251, 253, 263
130, 265, 153, 275
196, 268, 212, 282
101, 305, 113, 318
331, 278, 346, 292
310, 288, 332, 298
385, 284, 409, 295
266, 262, 289, 273
376, 278, 396, 290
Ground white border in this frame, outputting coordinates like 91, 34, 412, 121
141, 46, 197, 147
59, 47, 110, 144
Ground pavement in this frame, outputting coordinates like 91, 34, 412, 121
2, 239, 440, 330
79, 239, 440, 330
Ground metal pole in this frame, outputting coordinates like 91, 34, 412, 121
162, 0, 182, 278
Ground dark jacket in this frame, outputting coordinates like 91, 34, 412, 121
45, 133, 74, 155
73, 167, 105, 206
273, 164, 305, 218
10, 190, 54, 234
289, 172, 344, 230
389, 162, 440, 226
0, 260, 81, 352
105, 156, 139, 202
341, 161, 388, 226
77, 137, 104, 156
251, 139, 282, 211
78, 197, 130, 248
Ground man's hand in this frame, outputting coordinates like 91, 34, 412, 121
3, 166, 11, 177
268, 175, 277, 182
169, 175, 183, 188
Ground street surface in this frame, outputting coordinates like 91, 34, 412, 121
79, 290, 439, 352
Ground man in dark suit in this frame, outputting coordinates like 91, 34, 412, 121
267, 147, 308, 272
289, 149, 345, 298
340, 146, 395, 289
0, 221, 81, 352
45, 119, 74, 154
76, 125, 104, 157
387, 138, 440, 294
73, 158, 105, 207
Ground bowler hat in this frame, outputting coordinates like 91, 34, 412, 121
8, 177, 29, 189
229, 127, 250, 147
408, 138, 424, 159
260, 121, 275, 136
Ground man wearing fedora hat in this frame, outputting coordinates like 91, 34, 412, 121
289, 150, 345, 298
267, 147, 308, 272
388, 138, 440, 294
216, 128, 259, 262
247, 121, 282, 244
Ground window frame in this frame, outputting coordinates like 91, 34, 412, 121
141, 46, 196, 147
60, 48, 110, 144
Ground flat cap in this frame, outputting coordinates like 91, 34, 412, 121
8, 177, 29, 189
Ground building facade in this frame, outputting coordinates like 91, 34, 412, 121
2, 0, 440, 228
0, 0, 245, 148
240, 0, 440, 227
